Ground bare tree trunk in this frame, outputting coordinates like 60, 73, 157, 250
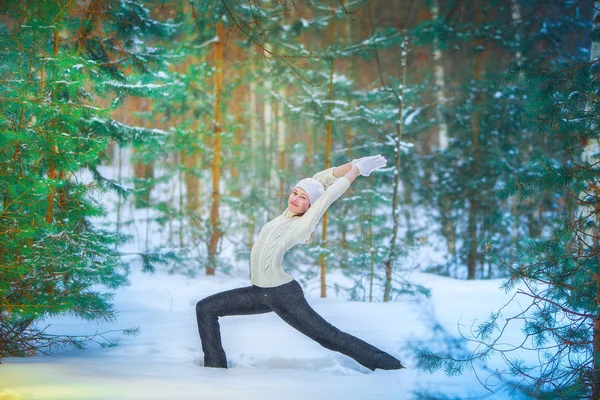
340, 13, 357, 254
229, 41, 245, 199
231, 114, 243, 198
178, 150, 184, 247
207, 21, 224, 275
439, 196, 457, 274
506, 0, 524, 271
182, 0, 201, 232
319, 8, 335, 299
132, 98, 155, 209
44, 34, 56, 225
467, 0, 483, 280
44, 30, 69, 224
248, 57, 258, 277
305, 119, 312, 166
277, 88, 287, 211
369, 178, 375, 302
509, 196, 517, 267
250, 80, 258, 176
55, 29, 68, 214
183, 135, 200, 213
431, 0, 448, 150
45, 147, 57, 224
263, 47, 274, 206
585, 2, 600, 396
13, 53, 32, 182
510, 0, 523, 68
116, 145, 123, 235
168, 151, 175, 247
383, 35, 407, 302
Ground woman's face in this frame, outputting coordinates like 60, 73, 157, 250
288, 187, 310, 214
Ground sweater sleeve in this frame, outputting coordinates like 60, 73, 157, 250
295, 176, 351, 242
311, 167, 338, 190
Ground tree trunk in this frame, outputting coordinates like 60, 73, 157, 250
116, 145, 123, 235
586, 2, 600, 396
207, 21, 224, 275
229, 37, 246, 200
250, 78, 258, 178
467, 0, 483, 280
319, 9, 335, 299
277, 88, 287, 211
509, 196, 518, 267
340, 14, 357, 254
45, 146, 57, 224
132, 98, 155, 209
231, 116, 243, 198
305, 119, 312, 166
383, 34, 407, 302
54, 29, 68, 214
263, 46, 273, 206
508, 0, 523, 270
44, 34, 56, 225
178, 150, 184, 248
182, 0, 201, 229
510, 0, 523, 68
248, 56, 258, 276
369, 178, 375, 303
431, 0, 448, 150
183, 136, 200, 214
168, 151, 174, 247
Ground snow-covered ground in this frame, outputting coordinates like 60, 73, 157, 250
0, 157, 533, 400
1, 265, 527, 400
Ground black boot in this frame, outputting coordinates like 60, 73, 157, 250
372, 352, 406, 371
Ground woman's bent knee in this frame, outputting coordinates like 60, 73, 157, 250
196, 299, 213, 319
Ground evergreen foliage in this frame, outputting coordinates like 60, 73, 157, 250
3, 2, 596, 396
412, 1, 600, 397
408, 0, 590, 280
0, 0, 176, 359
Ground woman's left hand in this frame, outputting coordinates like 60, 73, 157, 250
355, 155, 387, 177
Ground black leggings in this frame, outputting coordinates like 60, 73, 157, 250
195, 279, 404, 371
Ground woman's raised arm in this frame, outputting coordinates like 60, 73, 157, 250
332, 161, 353, 178
342, 165, 359, 184
331, 161, 359, 184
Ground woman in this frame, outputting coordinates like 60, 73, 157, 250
195, 154, 405, 371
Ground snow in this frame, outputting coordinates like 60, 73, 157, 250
1, 266, 528, 399
0, 159, 534, 400
105, 80, 171, 90
404, 107, 421, 126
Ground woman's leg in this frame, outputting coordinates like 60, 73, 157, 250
195, 286, 271, 368
267, 280, 404, 371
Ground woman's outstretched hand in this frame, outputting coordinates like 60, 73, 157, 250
354, 154, 387, 177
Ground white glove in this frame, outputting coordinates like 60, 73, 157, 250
351, 154, 383, 167
355, 155, 387, 176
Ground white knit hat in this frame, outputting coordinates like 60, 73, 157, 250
294, 178, 324, 205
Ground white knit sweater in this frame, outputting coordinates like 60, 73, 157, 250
250, 167, 351, 287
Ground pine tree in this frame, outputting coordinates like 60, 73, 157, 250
412, 1, 600, 397
273, 1, 433, 301
0, 0, 176, 359
404, 0, 587, 280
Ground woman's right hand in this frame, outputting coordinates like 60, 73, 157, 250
354, 155, 387, 177
351, 154, 384, 167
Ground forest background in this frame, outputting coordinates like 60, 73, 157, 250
1, 0, 600, 398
